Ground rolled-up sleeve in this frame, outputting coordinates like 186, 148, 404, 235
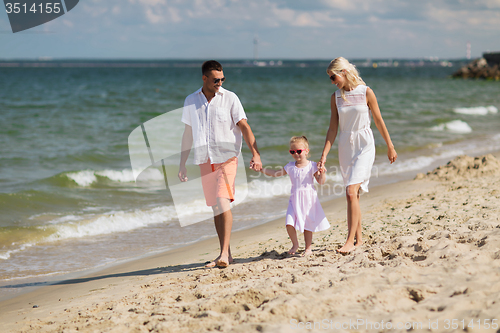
231, 94, 247, 126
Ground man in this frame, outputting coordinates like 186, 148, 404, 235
178, 60, 262, 268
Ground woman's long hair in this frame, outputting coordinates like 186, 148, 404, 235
326, 57, 365, 101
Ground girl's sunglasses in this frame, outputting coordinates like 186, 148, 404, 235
289, 149, 303, 155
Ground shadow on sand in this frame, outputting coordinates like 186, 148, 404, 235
0, 249, 297, 291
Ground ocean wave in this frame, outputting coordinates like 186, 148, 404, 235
376, 156, 435, 176
454, 105, 498, 115
45, 205, 178, 242
430, 120, 472, 133
65, 168, 164, 187
0, 205, 179, 260
0, 243, 34, 260
376, 149, 466, 177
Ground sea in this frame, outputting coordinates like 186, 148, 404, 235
1, 59, 499, 300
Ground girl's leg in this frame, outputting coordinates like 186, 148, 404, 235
286, 225, 300, 255
303, 230, 313, 256
338, 183, 362, 254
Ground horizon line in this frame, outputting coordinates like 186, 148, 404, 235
0, 57, 476, 62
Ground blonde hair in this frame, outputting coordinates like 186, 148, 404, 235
290, 136, 310, 157
326, 57, 365, 101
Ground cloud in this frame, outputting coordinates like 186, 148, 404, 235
1, 0, 499, 59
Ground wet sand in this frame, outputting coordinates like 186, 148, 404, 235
1, 154, 500, 332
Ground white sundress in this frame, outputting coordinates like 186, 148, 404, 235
336, 85, 376, 194
284, 161, 330, 233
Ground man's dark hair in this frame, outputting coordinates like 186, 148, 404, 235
202, 60, 223, 76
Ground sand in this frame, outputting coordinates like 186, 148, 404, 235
1, 154, 500, 332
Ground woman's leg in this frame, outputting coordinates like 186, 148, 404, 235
337, 183, 362, 253
286, 225, 300, 255
354, 188, 363, 246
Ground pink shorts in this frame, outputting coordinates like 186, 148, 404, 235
199, 157, 238, 207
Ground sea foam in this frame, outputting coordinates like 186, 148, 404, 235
66, 168, 163, 186
431, 120, 472, 133
45, 205, 179, 242
454, 105, 498, 115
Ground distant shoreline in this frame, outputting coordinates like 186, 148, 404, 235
0, 58, 472, 68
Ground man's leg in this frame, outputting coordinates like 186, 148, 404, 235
214, 197, 232, 266
203, 157, 237, 268
205, 198, 233, 267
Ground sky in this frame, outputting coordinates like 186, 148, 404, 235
1, 0, 499, 60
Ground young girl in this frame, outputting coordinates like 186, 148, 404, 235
261, 136, 330, 256
318, 57, 397, 254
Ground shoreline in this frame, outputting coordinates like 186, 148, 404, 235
2, 152, 500, 332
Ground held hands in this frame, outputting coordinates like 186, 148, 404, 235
249, 154, 262, 172
388, 146, 397, 164
315, 164, 327, 175
317, 156, 327, 173
314, 165, 327, 185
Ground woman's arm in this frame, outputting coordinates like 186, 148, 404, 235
366, 87, 397, 164
260, 167, 287, 177
318, 94, 339, 170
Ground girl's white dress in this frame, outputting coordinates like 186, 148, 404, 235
336, 85, 376, 194
284, 161, 330, 233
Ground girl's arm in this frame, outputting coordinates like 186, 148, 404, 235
319, 94, 339, 170
260, 167, 287, 177
314, 167, 326, 185
366, 87, 397, 164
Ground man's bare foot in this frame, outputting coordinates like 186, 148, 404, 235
336, 243, 356, 254
302, 248, 313, 257
205, 255, 233, 268
287, 245, 299, 255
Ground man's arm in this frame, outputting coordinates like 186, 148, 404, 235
178, 124, 193, 182
237, 119, 262, 171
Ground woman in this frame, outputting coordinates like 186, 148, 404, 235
318, 57, 397, 254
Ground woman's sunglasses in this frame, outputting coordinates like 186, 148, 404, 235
329, 74, 336, 81
289, 149, 304, 155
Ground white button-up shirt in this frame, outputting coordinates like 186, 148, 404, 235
182, 87, 247, 165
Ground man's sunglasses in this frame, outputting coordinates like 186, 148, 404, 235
213, 77, 226, 84
289, 149, 304, 155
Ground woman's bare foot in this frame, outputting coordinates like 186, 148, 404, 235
288, 245, 299, 255
216, 258, 228, 268
336, 242, 356, 254
205, 255, 233, 268
302, 248, 313, 257
354, 240, 364, 247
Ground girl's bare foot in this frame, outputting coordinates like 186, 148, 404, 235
302, 248, 313, 257
288, 245, 299, 255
